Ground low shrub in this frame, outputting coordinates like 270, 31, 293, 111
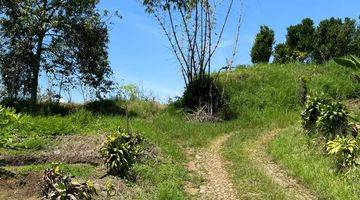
42, 164, 96, 200
317, 101, 350, 138
301, 94, 350, 137
327, 136, 360, 171
301, 94, 331, 132
0, 105, 22, 147
99, 128, 143, 178
182, 75, 229, 117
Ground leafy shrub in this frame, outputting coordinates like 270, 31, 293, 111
317, 101, 350, 138
301, 94, 331, 132
42, 164, 96, 200
0, 105, 22, 147
128, 100, 163, 118
99, 129, 143, 178
182, 75, 227, 115
327, 136, 360, 171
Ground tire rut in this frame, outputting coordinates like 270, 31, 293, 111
185, 134, 237, 200
246, 129, 317, 200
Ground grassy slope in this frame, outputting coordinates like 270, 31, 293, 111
1, 61, 359, 199
221, 62, 359, 199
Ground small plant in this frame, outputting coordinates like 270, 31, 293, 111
301, 94, 331, 133
317, 101, 350, 138
327, 136, 360, 171
42, 164, 96, 200
0, 105, 22, 147
99, 128, 143, 178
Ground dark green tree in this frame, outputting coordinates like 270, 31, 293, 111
0, 0, 113, 103
313, 17, 357, 63
251, 25, 275, 64
273, 43, 289, 64
285, 18, 315, 62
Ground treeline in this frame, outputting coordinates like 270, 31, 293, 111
251, 17, 360, 64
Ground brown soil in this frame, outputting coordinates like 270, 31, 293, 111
1, 134, 106, 166
345, 98, 360, 110
185, 134, 238, 200
0, 172, 42, 200
246, 130, 317, 200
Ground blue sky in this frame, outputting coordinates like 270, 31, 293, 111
96, 0, 360, 102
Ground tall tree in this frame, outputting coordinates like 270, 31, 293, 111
142, 0, 242, 86
285, 18, 315, 62
250, 25, 274, 64
313, 17, 357, 63
0, 0, 113, 103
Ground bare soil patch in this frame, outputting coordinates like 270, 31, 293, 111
246, 129, 317, 200
1, 134, 106, 166
185, 134, 238, 200
0, 172, 42, 200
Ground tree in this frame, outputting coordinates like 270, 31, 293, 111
250, 25, 274, 63
0, 0, 113, 104
142, 0, 242, 86
313, 17, 357, 63
285, 18, 315, 62
273, 43, 289, 64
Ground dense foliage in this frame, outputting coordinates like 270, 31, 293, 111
301, 94, 331, 133
0, 0, 113, 103
273, 17, 360, 64
99, 129, 143, 178
182, 75, 227, 115
251, 26, 275, 63
301, 94, 350, 138
327, 136, 360, 171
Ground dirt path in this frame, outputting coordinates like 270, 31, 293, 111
246, 129, 317, 200
186, 134, 238, 200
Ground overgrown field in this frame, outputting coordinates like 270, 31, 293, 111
0, 62, 359, 199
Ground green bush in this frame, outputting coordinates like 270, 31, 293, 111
317, 101, 350, 138
301, 94, 350, 137
99, 129, 143, 178
42, 164, 96, 199
0, 105, 22, 147
182, 75, 227, 114
301, 94, 331, 133
327, 136, 360, 171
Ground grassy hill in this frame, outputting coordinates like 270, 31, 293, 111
0, 62, 359, 199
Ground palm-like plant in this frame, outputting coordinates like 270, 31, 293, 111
334, 55, 360, 70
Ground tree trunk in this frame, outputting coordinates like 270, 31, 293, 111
30, 33, 44, 107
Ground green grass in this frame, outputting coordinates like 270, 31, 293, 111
269, 127, 360, 200
1, 61, 359, 199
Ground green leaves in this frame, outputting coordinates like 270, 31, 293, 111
326, 136, 359, 170
334, 55, 360, 70
99, 128, 143, 178
301, 94, 350, 138
43, 164, 96, 200
251, 25, 275, 64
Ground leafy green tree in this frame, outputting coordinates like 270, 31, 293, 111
251, 25, 275, 64
285, 18, 315, 62
313, 17, 357, 63
273, 43, 289, 64
0, 0, 113, 104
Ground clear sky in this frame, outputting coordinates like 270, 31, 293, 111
96, 0, 360, 102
